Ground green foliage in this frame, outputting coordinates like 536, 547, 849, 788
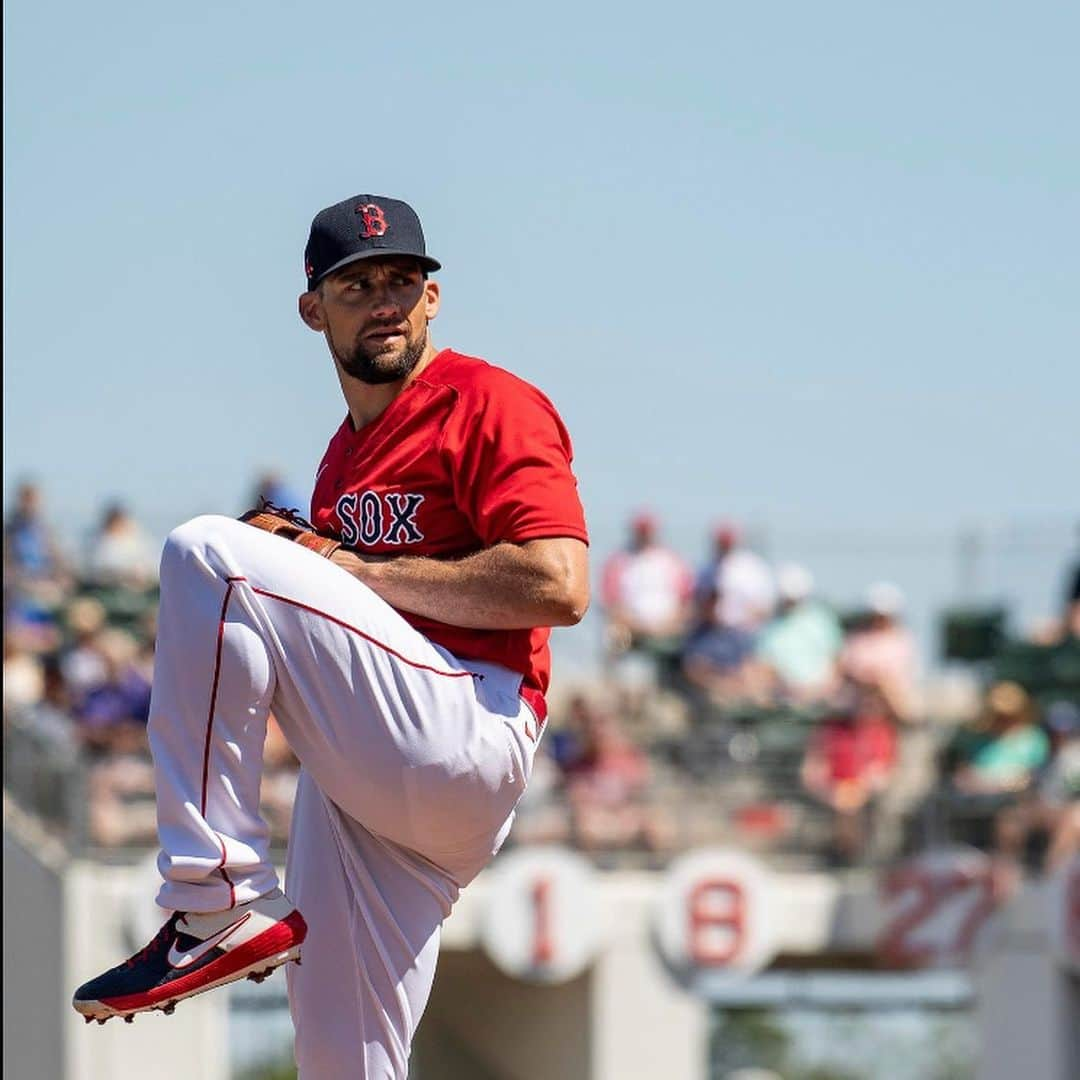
709, 1008, 790, 1075
235, 1059, 297, 1080
708, 1004, 976, 1080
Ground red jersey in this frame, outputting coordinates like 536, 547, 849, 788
309, 349, 588, 714
816, 715, 897, 785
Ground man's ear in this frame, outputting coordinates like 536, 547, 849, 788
424, 279, 440, 321
299, 291, 326, 331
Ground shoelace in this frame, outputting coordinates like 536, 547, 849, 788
124, 913, 182, 969
258, 499, 318, 532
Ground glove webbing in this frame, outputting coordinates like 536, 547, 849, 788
239, 501, 343, 560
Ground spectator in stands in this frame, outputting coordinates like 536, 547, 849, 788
3, 481, 71, 648
3, 481, 68, 587
84, 501, 157, 590
696, 521, 776, 634
838, 582, 918, 720
2, 629, 44, 712
680, 581, 767, 710
19, 654, 78, 751
948, 682, 1050, 797
88, 751, 158, 847
58, 597, 109, 707
250, 469, 305, 515
994, 700, 1080, 873
77, 630, 157, 847
801, 680, 898, 865
755, 564, 843, 704
600, 511, 693, 691
559, 692, 673, 853
77, 626, 157, 843
74, 628, 152, 754
5, 654, 80, 829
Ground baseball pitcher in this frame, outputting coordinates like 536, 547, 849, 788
72, 194, 590, 1078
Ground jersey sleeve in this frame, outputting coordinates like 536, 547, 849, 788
442, 374, 588, 547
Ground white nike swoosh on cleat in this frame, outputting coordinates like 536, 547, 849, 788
166, 913, 252, 969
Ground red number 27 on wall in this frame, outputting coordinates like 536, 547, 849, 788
877, 854, 1005, 968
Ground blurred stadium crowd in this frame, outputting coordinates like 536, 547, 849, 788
4, 481, 1079, 883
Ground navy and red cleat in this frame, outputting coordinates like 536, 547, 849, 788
72, 888, 307, 1024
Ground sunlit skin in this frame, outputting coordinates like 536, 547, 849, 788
296, 254, 589, 629
298, 256, 441, 430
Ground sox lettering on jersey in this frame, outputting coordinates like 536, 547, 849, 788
335, 491, 425, 547
384, 493, 425, 544
359, 491, 382, 545
308, 350, 590, 694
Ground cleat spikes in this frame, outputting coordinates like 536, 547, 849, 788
294, 957, 302, 966
71, 894, 306, 1021
84, 1016, 93, 1025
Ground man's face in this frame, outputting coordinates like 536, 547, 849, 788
18, 485, 40, 515
299, 256, 440, 384
714, 528, 737, 556
630, 517, 656, 549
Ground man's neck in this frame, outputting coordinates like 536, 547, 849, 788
339, 341, 440, 431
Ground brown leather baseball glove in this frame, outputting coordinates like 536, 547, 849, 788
238, 501, 343, 560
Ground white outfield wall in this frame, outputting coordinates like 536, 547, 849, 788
4, 818, 67, 1080
4, 804, 1078, 1080
972, 876, 1080, 1080
3, 803, 228, 1080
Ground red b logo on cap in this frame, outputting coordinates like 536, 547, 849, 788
356, 203, 388, 239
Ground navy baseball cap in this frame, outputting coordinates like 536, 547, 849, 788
304, 194, 441, 291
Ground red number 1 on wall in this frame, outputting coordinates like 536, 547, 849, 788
531, 876, 555, 968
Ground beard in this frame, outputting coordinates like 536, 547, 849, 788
332, 322, 428, 385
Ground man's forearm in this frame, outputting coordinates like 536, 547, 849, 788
330, 538, 589, 630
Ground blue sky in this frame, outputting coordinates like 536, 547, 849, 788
5, 1, 1078, 657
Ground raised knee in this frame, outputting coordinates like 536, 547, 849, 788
160, 515, 237, 578
163, 514, 233, 557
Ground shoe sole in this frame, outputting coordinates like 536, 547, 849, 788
74, 945, 302, 1024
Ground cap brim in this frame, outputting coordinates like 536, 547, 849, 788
313, 249, 441, 287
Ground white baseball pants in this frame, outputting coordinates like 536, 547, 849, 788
147, 515, 538, 1079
